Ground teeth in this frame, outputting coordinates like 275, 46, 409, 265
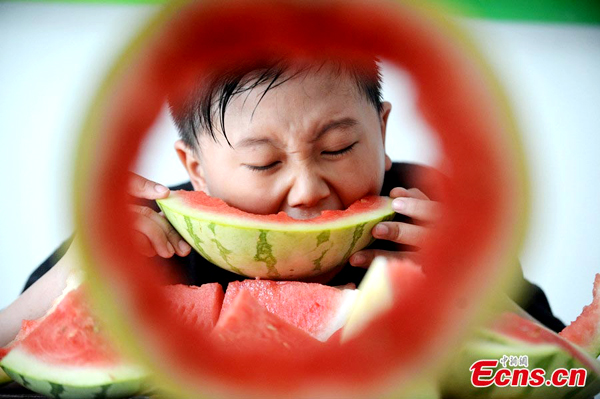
286, 210, 323, 220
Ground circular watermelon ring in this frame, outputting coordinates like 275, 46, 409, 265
73, 0, 530, 397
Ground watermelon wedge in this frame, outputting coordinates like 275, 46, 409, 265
156, 191, 394, 280
0, 287, 147, 399
163, 283, 224, 332
560, 274, 600, 358
0, 270, 84, 361
221, 280, 357, 341
211, 289, 323, 353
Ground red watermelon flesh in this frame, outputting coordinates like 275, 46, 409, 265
14, 320, 41, 342
221, 280, 357, 342
559, 274, 600, 357
177, 190, 388, 224
0, 286, 148, 398
0, 320, 40, 361
13, 288, 122, 367
163, 283, 224, 332
211, 289, 323, 352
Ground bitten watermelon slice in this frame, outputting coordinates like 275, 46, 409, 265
560, 274, 600, 358
0, 287, 147, 399
221, 280, 357, 341
157, 191, 394, 280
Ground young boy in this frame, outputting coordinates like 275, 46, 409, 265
0, 58, 564, 347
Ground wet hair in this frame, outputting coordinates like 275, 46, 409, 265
170, 58, 383, 150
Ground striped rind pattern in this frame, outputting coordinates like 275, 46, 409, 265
158, 199, 394, 279
0, 349, 147, 398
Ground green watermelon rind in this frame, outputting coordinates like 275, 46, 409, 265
0, 349, 148, 399
0, 367, 11, 387
157, 195, 395, 279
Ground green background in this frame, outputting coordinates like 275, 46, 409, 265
5, 0, 600, 25
431, 0, 600, 25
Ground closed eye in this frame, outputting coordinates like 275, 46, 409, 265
322, 142, 357, 157
245, 161, 281, 172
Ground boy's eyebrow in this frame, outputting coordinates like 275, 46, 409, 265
310, 117, 358, 143
234, 136, 274, 149
234, 117, 358, 149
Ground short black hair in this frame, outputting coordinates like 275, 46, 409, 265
170, 58, 383, 150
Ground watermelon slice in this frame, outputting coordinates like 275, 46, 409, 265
211, 289, 323, 353
0, 270, 83, 361
560, 274, 600, 358
156, 191, 394, 280
163, 283, 224, 332
0, 287, 147, 399
221, 280, 357, 341
442, 311, 600, 398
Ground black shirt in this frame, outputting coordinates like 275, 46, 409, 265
23, 163, 565, 333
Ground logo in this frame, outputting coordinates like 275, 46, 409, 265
470, 356, 587, 388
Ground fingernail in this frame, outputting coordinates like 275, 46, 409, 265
155, 184, 168, 194
351, 254, 365, 265
375, 224, 389, 236
179, 240, 191, 253
392, 198, 405, 212
167, 242, 175, 255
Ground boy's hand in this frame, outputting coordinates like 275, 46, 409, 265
349, 187, 441, 267
127, 173, 191, 258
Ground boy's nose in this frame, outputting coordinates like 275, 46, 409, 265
286, 170, 331, 210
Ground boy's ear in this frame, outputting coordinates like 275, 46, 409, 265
380, 101, 393, 171
174, 140, 208, 192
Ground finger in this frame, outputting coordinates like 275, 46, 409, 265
130, 205, 192, 256
131, 207, 176, 258
131, 205, 191, 257
390, 187, 430, 201
130, 230, 157, 258
372, 221, 429, 248
349, 249, 421, 268
156, 212, 192, 256
127, 172, 170, 200
391, 197, 442, 224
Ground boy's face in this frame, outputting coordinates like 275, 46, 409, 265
175, 68, 392, 219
